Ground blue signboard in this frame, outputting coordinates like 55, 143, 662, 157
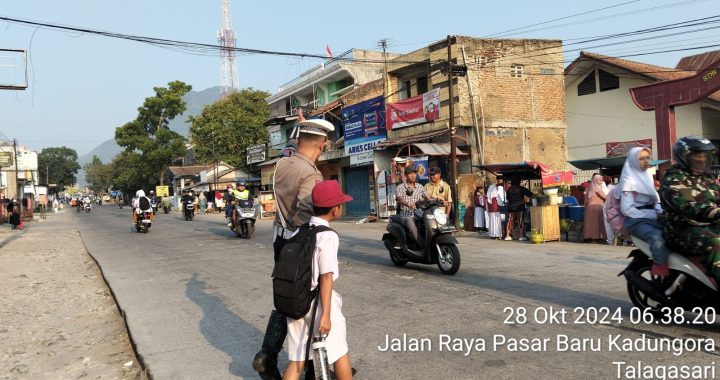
342, 96, 386, 156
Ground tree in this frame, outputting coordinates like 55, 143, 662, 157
109, 151, 144, 195
114, 80, 191, 191
189, 88, 270, 173
37, 146, 81, 192
83, 155, 113, 193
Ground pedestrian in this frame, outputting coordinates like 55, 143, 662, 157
617, 147, 669, 278
602, 176, 616, 245
424, 167, 452, 217
199, 191, 207, 214
283, 180, 353, 380
395, 166, 429, 248
253, 111, 335, 380
473, 186, 486, 232
660, 136, 720, 283
504, 177, 533, 240
53, 198, 59, 214
486, 176, 505, 239
6, 197, 15, 224
39, 194, 48, 219
9, 205, 20, 231
583, 173, 608, 243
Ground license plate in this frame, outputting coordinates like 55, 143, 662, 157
141, 219, 151, 223
241, 213, 254, 218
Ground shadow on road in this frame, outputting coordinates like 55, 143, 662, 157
185, 272, 262, 378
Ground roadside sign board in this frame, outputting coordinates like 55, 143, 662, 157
0, 152, 13, 167
156, 186, 169, 197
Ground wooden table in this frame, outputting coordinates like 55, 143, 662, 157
530, 205, 560, 242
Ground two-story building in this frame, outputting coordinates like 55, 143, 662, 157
376, 36, 567, 213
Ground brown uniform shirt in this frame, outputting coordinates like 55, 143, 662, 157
273, 152, 323, 230
425, 179, 452, 213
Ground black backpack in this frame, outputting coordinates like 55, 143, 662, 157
139, 196, 150, 210
272, 223, 334, 320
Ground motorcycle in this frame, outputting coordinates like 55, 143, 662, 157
84, 202, 92, 213
621, 235, 719, 311
150, 200, 159, 215
135, 210, 152, 233
382, 199, 461, 275
162, 201, 171, 214
231, 199, 256, 239
183, 200, 195, 221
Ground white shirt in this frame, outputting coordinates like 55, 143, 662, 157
620, 191, 662, 220
291, 216, 339, 291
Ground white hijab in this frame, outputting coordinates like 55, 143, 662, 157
136, 190, 146, 198
615, 147, 658, 200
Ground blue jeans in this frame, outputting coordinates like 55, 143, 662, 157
624, 218, 669, 265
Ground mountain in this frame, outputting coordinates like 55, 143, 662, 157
76, 86, 223, 186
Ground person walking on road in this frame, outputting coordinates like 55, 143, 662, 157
253, 109, 334, 380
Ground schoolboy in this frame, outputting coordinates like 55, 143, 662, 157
283, 180, 353, 380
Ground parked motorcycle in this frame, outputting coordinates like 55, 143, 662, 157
621, 236, 718, 311
231, 199, 256, 239
183, 200, 195, 221
135, 211, 152, 233
382, 199, 461, 275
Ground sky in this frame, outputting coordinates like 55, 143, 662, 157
1, 0, 718, 156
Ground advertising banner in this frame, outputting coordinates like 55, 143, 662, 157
541, 171, 574, 188
16, 151, 38, 171
386, 88, 440, 130
247, 143, 267, 164
350, 151, 375, 166
155, 186, 169, 197
268, 125, 282, 148
390, 156, 429, 183
342, 96, 386, 156
605, 139, 652, 157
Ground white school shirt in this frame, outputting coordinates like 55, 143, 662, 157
620, 191, 662, 220
291, 216, 339, 290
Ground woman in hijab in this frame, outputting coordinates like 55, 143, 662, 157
473, 186, 486, 232
486, 177, 505, 239
583, 173, 607, 243
617, 147, 669, 277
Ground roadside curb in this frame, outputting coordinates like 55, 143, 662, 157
76, 225, 152, 380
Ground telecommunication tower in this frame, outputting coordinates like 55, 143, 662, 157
218, 0, 239, 97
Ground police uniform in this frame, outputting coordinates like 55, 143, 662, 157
255, 118, 335, 379
425, 179, 452, 214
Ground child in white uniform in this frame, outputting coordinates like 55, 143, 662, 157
284, 180, 354, 380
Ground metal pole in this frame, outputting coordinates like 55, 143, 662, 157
447, 35, 459, 230
13, 139, 20, 215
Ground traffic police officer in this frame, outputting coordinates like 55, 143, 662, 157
253, 113, 334, 380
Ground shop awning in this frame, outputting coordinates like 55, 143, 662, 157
375, 128, 449, 149
410, 143, 468, 156
568, 157, 668, 171
473, 161, 552, 180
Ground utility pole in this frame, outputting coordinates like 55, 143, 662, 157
378, 38, 390, 98
13, 139, 20, 215
447, 35, 459, 230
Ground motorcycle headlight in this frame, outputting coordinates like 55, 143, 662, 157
433, 208, 447, 225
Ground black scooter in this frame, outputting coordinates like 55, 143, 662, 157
382, 199, 461, 275
231, 199, 256, 239
183, 200, 195, 221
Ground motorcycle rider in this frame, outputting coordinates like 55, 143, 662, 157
181, 189, 195, 217
132, 190, 154, 224
660, 136, 720, 284
148, 190, 159, 211
223, 184, 235, 225
227, 181, 251, 226
395, 166, 429, 249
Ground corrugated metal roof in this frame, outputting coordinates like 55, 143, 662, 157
676, 50, 720, 71
411, 143, 468, 156
168, 166, 211, 177
375, 129, 449, 149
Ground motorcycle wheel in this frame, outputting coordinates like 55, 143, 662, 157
189, 212, 194, 221
384, 239, 408, 267
247, 223, 254, 239
437, 244, 460, 275
626, 264, 664, 311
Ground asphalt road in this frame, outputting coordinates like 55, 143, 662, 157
74, 205, 720, 380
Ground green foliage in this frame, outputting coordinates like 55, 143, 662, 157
189, 88, 270, 173
83, 155, 113, 193
37, 146, 81, 192
114, 80, 191, 191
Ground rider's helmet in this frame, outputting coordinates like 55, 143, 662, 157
150, 190, 155, 195
237, 181, 246, 187
673, 136, 715, 175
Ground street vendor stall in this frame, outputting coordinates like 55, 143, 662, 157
474, 162, 569, 242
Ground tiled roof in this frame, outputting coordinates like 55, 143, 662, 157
168, 165, 211, 177
565, 51, 720, 102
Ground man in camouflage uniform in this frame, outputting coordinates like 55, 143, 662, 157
660, 136, 720, 282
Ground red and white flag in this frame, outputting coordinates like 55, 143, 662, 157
326, 45, 333, 59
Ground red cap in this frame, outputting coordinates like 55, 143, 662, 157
312, 180, 353, 207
